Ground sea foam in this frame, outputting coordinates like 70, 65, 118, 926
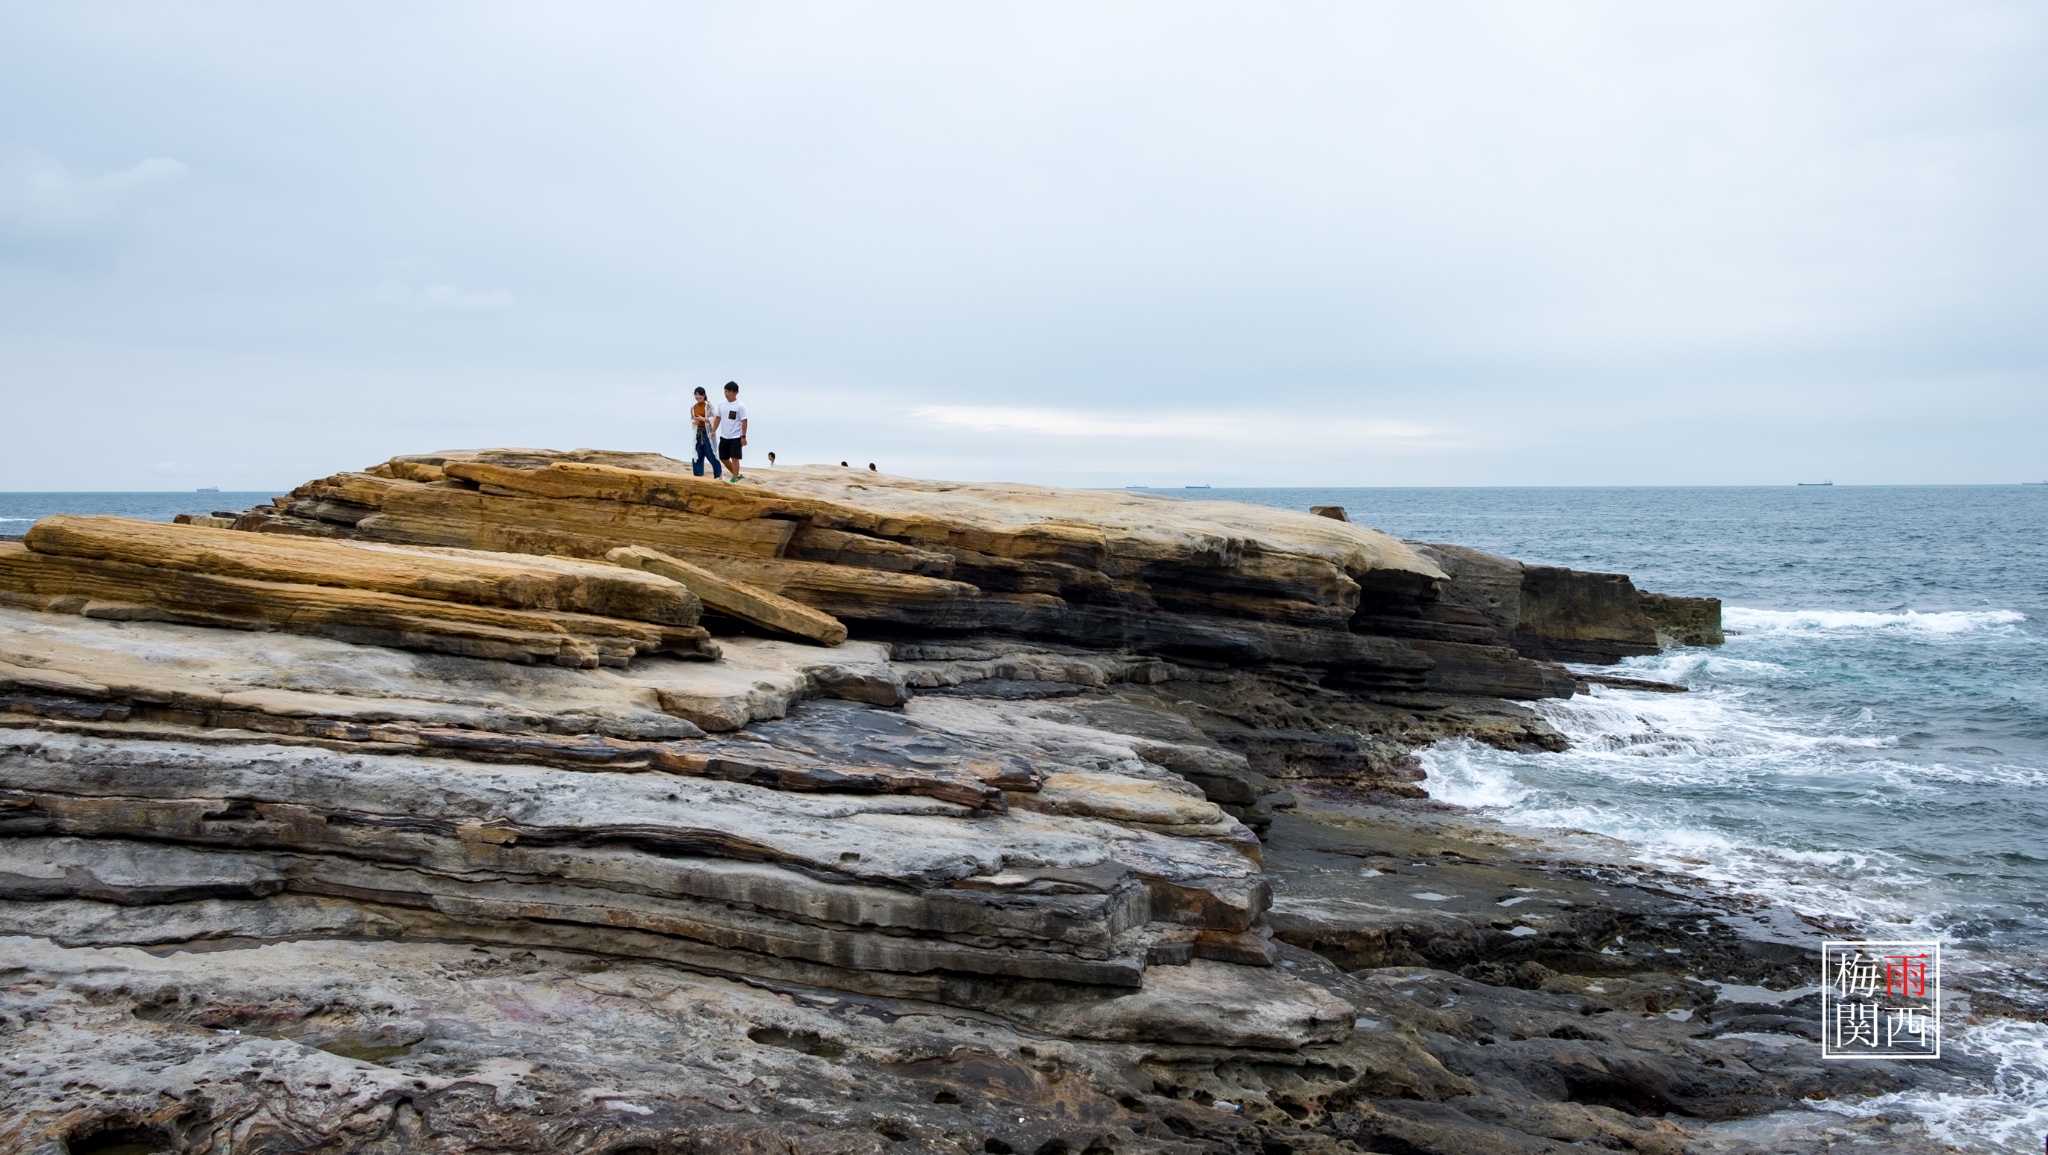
1725, 606, 2027, 635
1812, 1018, 2048, 1154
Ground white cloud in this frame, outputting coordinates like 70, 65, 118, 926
371, 280, 516, 314
0, 151, 188, 261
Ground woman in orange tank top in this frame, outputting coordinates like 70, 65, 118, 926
689, 386, 722, 478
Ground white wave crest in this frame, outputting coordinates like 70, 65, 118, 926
1532, 689, 1886, 762
1814, 1018, 2048, 1153
1414, 688, 1938, 930
1602, 650, 1787, 681
1726, 606, 2027, 635
1414, 741, 1531, 808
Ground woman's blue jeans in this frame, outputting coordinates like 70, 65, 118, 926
692, 428, 723, 478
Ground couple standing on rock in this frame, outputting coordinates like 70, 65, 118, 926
690, 381, 749, 482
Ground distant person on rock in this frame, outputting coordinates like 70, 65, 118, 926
767, 452, 776, 467
710, 381, 748, 483
689, 386, 721, 479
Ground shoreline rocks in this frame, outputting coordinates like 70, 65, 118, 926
26, 456, 2000, 1155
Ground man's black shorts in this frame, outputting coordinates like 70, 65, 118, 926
718, 437, 743, 460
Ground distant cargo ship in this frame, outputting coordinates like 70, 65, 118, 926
1796, 481, 1833, 487
196, 486, 220, 493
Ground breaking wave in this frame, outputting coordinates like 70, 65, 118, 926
1725, 606, 2027, 635
1417, 594, 2048, 939
1418, 586, 2048, 1149
1815, 1019, 2048, 1154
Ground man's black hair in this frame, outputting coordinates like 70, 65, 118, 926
724, 381, 739, 392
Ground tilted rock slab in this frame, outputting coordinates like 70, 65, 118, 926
607, 543, 848, 646
0, 517, 718, 668
30, 514, 702, 624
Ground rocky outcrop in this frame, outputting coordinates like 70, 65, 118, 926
0, 603, 1332, 1026
0, 775, 1974, 1155
0, 515, 718, 667
1413, 541, 1722, 665
241, 451, 1549, 692
1640, 589, 1726, 647
0, 456, 1802, 1155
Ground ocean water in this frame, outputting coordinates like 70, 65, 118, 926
1148, 484, 2048, 1150
0, 492, 283, 532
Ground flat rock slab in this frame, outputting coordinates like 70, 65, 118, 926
0, 935, 1381, 1155
0, 838, 1152, 986
0, 607, 904, 742
616, 636, 903, 731
1260, 799, 1766, 992
0, 728, 1267, 928
0, 605, 699, 739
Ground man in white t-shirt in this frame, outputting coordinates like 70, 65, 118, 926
709, 381, 749, 483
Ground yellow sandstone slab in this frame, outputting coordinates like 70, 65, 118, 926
606, 546, 847, 646
27, 515, 700, 626
0, 544, 715, 668
683, 553, 995, 628
311, 473, 797, 559
443, 460, 850, 525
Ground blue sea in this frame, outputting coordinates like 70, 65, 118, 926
11, 485, 2048, 1146
0, 492, 283, 533
1145, 484, 2048, 1150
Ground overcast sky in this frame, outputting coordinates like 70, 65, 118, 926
2, 2, 2045, 489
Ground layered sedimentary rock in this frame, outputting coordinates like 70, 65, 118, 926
0, 457, 1760, 1154
0, 605, 1337, 1043
1412, 540, 1723, 664
0, 728, 1286, 997
236, 448, 1718, 697
608, 544, 849, 645
0, 515, 718, 668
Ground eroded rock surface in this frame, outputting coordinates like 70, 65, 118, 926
2, 789, 1983, 1155
17, 458, 1975, 1155
242, 451, 1723, 689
